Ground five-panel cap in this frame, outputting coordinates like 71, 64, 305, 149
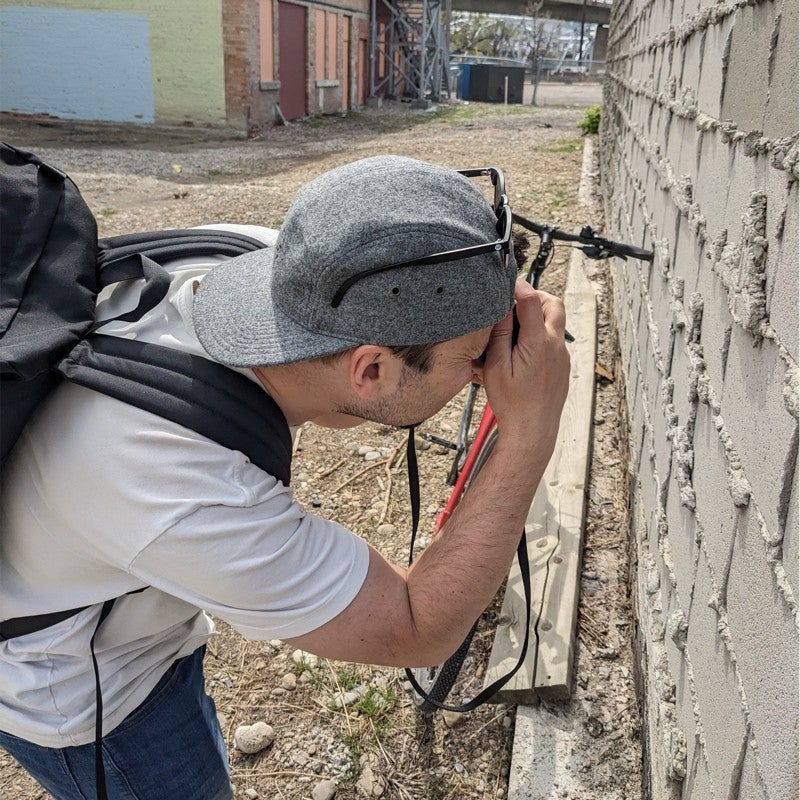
193, 155, 516, 367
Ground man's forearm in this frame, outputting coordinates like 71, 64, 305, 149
404, 431, 555, 665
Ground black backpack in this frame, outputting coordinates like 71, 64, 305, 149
1, 142, 292, 480
0, 143, 293, 799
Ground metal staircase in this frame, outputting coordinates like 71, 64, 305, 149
369, 0, 452, 104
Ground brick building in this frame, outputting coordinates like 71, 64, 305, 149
0, 1, 372, 132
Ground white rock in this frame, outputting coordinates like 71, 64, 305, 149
312, 779, 337, 800
442, 709, 467, 729
331, 687, 365, 709
364, 450, 381, 461
245, 789, 259, 799
292, 648, 318, 668
233, 721, 275, 754
357, 445, 373, 455
376, 523, 396, 536
356, 763, 384, 797
280, 672, 297, 691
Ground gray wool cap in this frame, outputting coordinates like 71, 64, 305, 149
193, 155, 516, 367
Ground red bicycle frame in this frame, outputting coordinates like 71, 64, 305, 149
433, 404, 496, 533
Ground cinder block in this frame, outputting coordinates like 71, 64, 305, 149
683, 742, 717, 800
735, 740, 769, 800
676, 118, 701, 188
726, 503, 800, 800
783, 461, 798, 604
695, 13, 736, 119
666, 119, 684, 180
693, 253, 736, 392
669, 329, 696, 427
686, 547, 748, 797
721, 328, 797, 537
763, 0, 798, 139
638, 427, 662, 523
679, 32, 702, 114
720, 1, 775, 132
720, 156, 760, 242
626, 259, 647, 330
765, 178, 798, 361
665, 465, 701, 606
692, 126, 729, 242
671, 642, 700, 787
652, 412, 674, 496
647, 267, 676, 361
672, 215, 706, 297
692, 403, 738, 584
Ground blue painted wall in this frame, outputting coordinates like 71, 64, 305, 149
0, 6, 155, 123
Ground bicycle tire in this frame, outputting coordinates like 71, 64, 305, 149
411, 427, 499, 713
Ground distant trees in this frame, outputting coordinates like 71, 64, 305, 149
449, 5, 563, 64
449, 12, 520, 58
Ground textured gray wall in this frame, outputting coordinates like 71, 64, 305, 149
600, 0, 798, 798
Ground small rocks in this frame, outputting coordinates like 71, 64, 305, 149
233, 721, 275, 754
595, 646, 619, 659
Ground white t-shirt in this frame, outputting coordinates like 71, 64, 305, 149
0, 225, 370, 747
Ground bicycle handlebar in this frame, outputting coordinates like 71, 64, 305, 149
512, 213, 654, 262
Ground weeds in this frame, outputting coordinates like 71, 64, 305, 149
545, 137, 583, 153
578, 103, 602, 134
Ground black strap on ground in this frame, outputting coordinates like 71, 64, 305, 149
402, 426, 534, 713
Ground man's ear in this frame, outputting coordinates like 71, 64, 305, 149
347, 345, 402, 400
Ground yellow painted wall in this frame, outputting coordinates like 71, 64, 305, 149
1, 1, 227, 124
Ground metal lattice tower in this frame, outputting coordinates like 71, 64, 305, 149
369, 1, 452, 103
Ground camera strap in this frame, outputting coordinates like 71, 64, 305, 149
402, 426, 532, 712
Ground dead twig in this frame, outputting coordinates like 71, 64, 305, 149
331, 458, 386, 493
317, 456, 347, 479
378, 442, 406, 524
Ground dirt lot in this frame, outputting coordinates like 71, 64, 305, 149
0, 101, 642, 800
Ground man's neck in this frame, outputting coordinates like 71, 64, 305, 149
252, 361, 361, 428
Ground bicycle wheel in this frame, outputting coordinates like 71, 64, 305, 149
411, 427, 499, 713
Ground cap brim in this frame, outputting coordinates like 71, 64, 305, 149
193, 248, 361, 367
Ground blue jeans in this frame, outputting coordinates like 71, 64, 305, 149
0, 647, 232, 800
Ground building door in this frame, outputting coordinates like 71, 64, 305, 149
278, 2, 306, 120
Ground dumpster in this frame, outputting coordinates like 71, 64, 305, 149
467, 65, 525, 104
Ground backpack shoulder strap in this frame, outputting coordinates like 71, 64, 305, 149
97, 228, 268, 283
58, 334, 292, 486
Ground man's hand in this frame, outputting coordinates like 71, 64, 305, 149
482, 280, 570, 457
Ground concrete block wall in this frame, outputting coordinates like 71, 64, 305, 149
600, 1, 798, 798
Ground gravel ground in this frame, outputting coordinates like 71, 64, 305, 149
0, 102, 642, 800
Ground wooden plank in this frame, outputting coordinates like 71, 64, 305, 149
482, 249, 597, 703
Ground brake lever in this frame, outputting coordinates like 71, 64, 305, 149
580, 244, 622, 260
